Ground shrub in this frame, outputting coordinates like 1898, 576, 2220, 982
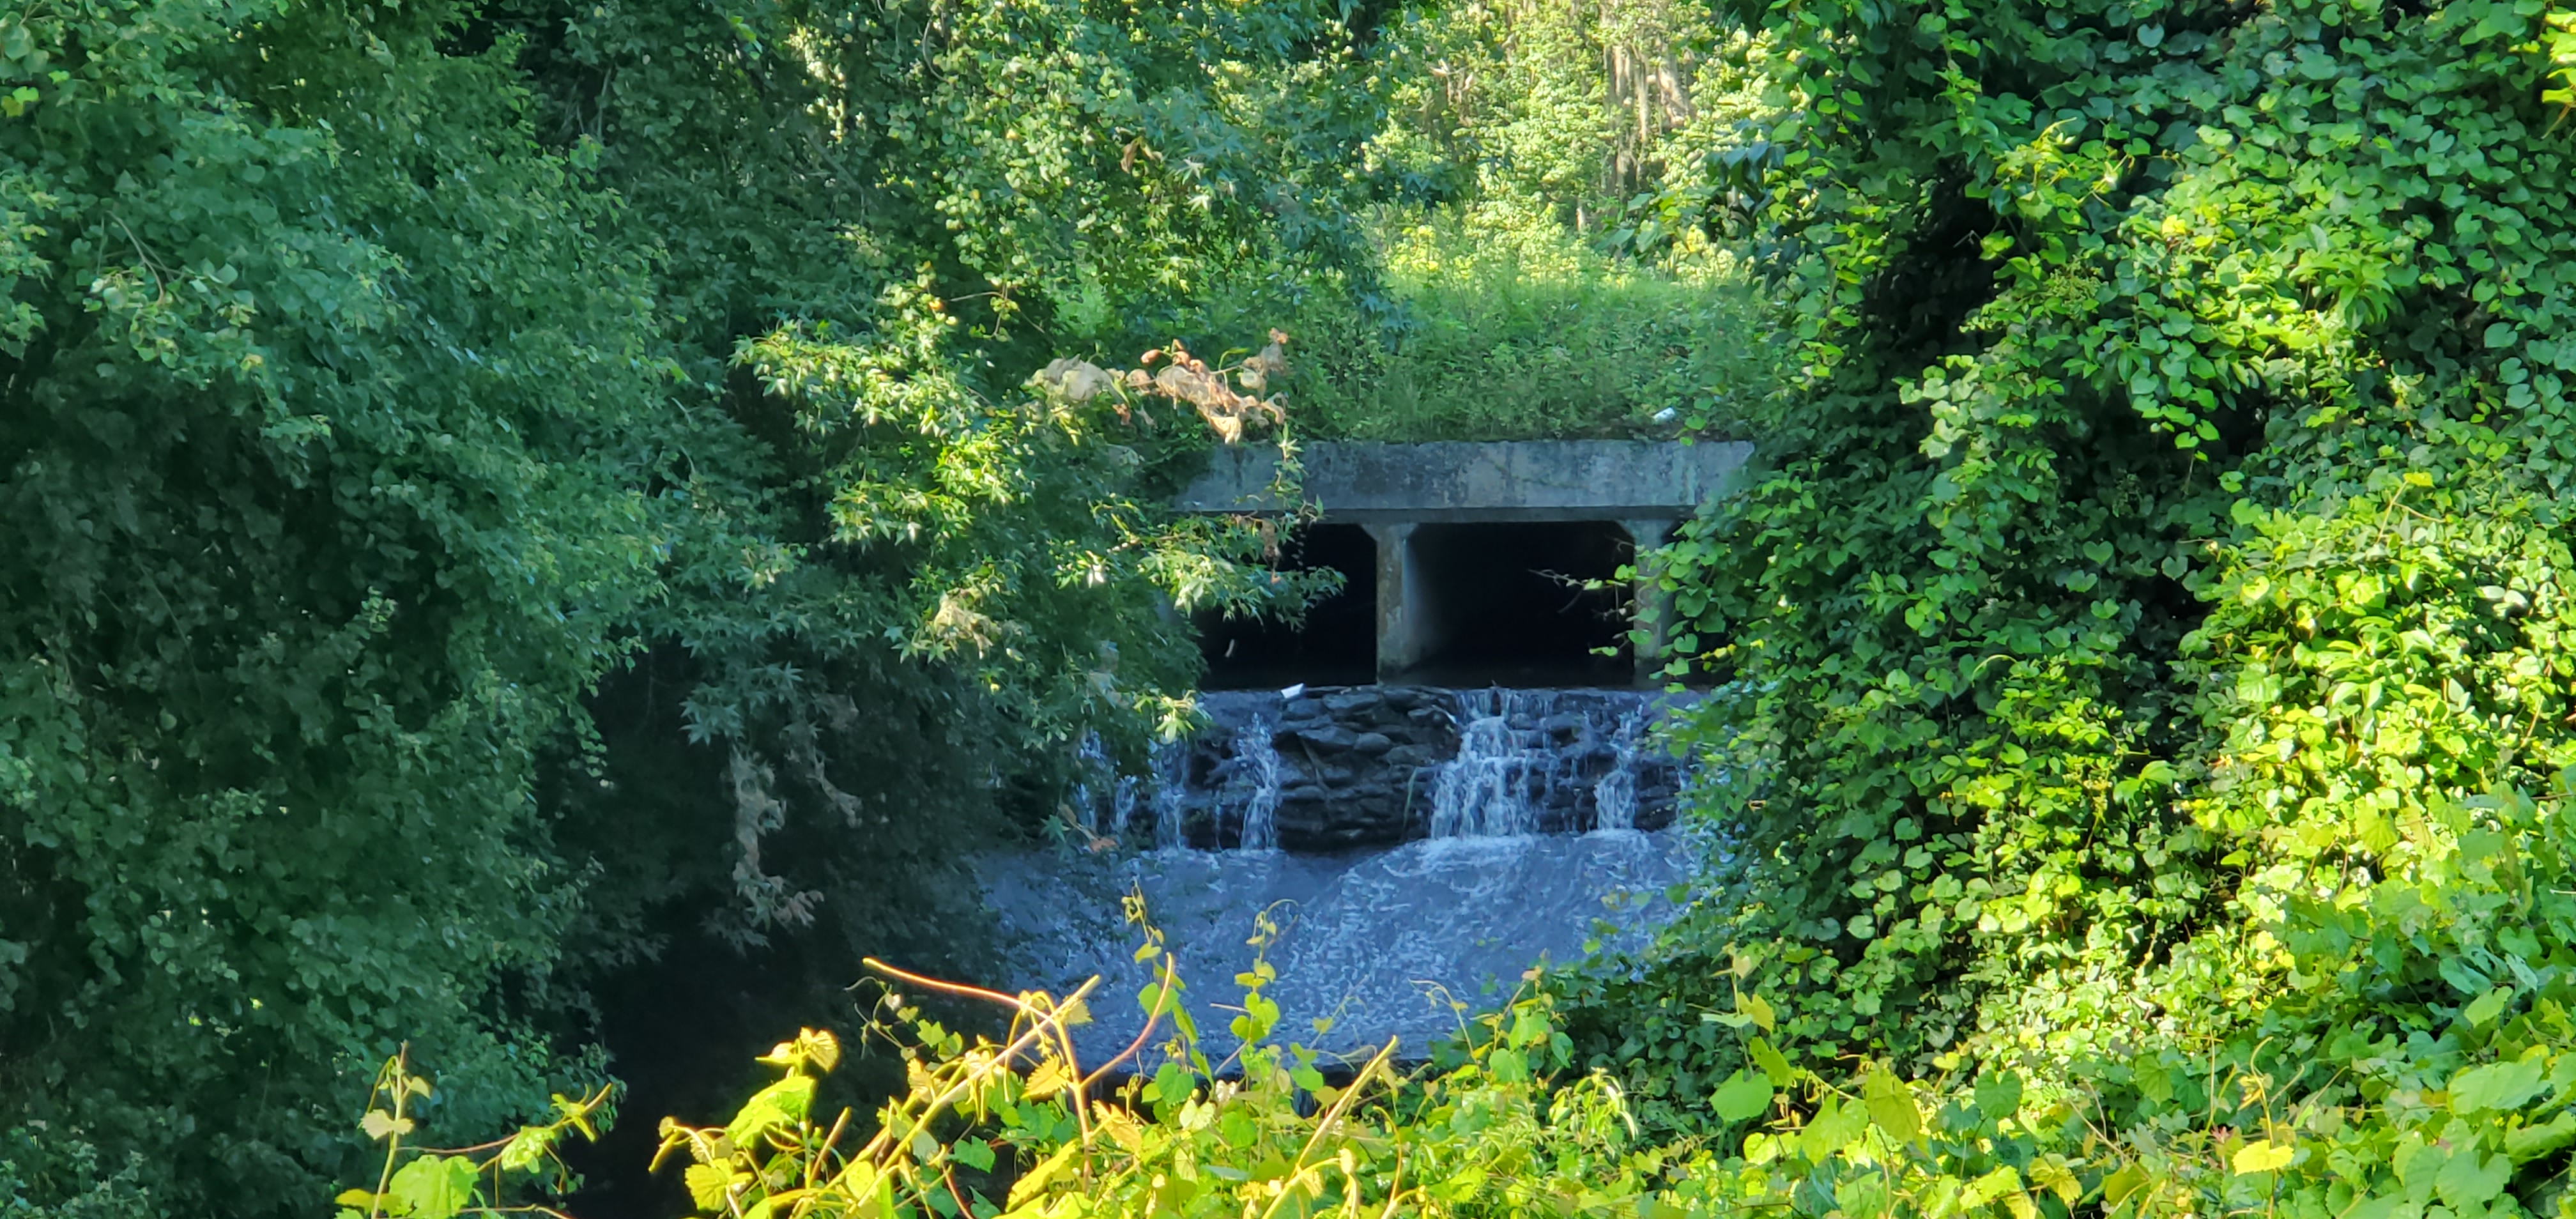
1287, 208, 1784, 441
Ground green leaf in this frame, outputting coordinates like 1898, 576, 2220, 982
1862, 1070, 1921, 1143
386, 1155, 479, 1219
2434, 1149, 2509, 1207
1709, 1070, 1774, 1123
684, 1163, 736, 1211
1747, 1036, 1795, 1081
2231, 1140, 2295, 1174
724, 1074, 816, 1146
1007, 1142, 1081, 1209
2451, 1054, 2547, 1114
497, 1126, 556, 1173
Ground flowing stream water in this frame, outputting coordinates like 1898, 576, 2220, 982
982, 686, 1701, 1065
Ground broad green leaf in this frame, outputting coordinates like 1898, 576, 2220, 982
386, 1155, 478, 1219
685, 1163, 736, 1211
2434, 1149, 2509, 1208
2508, 1112, 2576, 1162
1960, 1166, 2022, 1207
2231, 1140, 2294, 1174
2451, 1055, 2547, 1114
724, 1075, 816, 1146
2462, 988, 2513, 1029
1709, 1070, 1773, 1123
1006, 1142, 1081, 1209
1862, 1070, 1921, 1143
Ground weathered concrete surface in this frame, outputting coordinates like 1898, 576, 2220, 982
1175, 440, 1754, 523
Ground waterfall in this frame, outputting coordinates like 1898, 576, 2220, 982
1229, 716, 1282, 850
1590, 708, 1644, 832
1071, 731, 1112, 838
1151, 739, 1187, 851
1430, 689, 1668, 838
988, 684, 1700, 1065
1429, 689, 1545, 837
1110, 774, 1139, 840
1106, 684, 1686, 852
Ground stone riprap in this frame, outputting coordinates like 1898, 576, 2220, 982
1165, 686, 1691, 851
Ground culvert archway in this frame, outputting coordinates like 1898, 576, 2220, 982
1197, 523, 1376, 689
1176, 440, 1752, 686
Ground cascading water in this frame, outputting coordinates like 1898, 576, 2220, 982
985, 683, 1699, 1063
1590, 709, 1644, 832
1228, 716, 1282, 850
1427, 689, 1668, 838
1150, 739, 1186, 851
1429, 689, 1545, 837
1070, 730, 1113, 838
1110, 774, 1139, 840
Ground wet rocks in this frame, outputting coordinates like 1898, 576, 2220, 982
1162, 686, 1692, 850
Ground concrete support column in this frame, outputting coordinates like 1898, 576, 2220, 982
1621, 518, 1676, 685
1363, 523, 1424, 680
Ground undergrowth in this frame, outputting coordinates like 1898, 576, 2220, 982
1284, 207, 1784, 442
347, 779, 2576, 1219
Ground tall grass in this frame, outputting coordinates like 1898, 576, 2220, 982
1287, 206, 1782, 441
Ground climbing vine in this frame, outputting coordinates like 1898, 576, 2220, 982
1570, 0, 2576, 1193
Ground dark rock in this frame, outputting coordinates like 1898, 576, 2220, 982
1280, 724, 1358, 752
1382, 744, 1439, 769
1351, 732, 1395, 755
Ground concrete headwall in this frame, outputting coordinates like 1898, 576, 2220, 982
1174, 439, 1754, 523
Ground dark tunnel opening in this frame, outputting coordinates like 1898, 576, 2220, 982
1401, 521, 1631, 687
1196, 523, 1377, 689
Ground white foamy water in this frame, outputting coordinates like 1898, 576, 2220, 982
1229, 715, 1282, 850
979, 829, 1690, 1064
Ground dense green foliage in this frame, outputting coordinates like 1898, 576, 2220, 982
1288, 212, 1781, 440
1551, 0, 2576, 1209
0, 0, 1364, 1212
1273, 0, 1789, 443
30, 0, 2576, 1213
1, 2, 673, 1204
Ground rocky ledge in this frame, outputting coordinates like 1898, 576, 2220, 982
1166, 685, 1691, 851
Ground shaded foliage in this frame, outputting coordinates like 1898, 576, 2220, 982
0, 0, 1375, 1214
1561, 0, 2576, 1211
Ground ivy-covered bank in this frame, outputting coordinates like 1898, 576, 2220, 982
1560, 0, 2576, 1210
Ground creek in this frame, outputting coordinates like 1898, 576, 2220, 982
979, 686, 1705, 1066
